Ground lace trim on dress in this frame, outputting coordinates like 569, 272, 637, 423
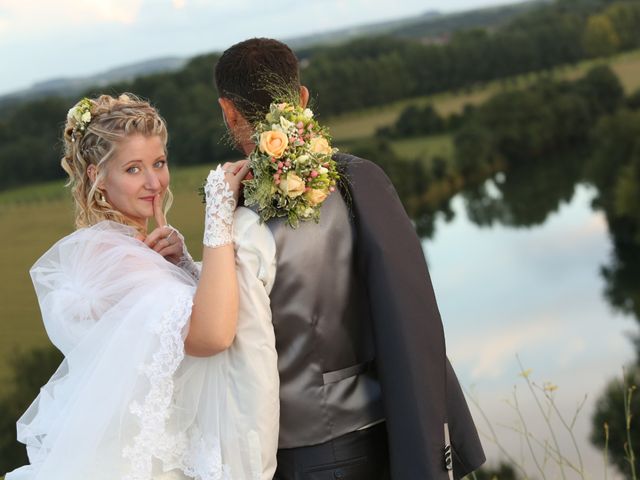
175, 231, 201, 281
203, 166, 236, 249
122, 293, 231, 480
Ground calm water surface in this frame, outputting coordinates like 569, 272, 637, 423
424, 183, 635, 478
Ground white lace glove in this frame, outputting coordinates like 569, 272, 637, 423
203, 166, 236, 248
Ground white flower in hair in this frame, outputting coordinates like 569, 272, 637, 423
68, 98, 94, 135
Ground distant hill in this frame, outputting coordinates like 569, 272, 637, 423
0, 57, 188, 110
0, 0, 547, 109
287, 0, 548, 49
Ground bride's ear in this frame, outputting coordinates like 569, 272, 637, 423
87, 164, 98, 185
299, 86, 310, 109
87, 164, 106, 193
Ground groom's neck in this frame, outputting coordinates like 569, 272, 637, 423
240, 140, 255, 156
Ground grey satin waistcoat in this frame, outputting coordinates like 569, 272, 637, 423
266, 190, 385, 449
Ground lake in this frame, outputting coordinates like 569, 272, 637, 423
425, 180, 636, 478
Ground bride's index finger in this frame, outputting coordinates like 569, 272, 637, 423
153, 194, 167, 228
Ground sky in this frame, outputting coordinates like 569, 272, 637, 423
1, 0, 527, 96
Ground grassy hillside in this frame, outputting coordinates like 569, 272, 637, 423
327, 48, 640, 142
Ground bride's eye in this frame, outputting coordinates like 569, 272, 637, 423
154, 160, 167, 168
126, 166, 140, 174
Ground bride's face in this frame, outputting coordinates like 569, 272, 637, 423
100, 134, 169, 227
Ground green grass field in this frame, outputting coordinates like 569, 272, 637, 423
390, 134, 455, 164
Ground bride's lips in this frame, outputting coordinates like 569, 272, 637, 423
140, 196, 156, 202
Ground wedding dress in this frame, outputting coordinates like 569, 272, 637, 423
5, 211, 279, 479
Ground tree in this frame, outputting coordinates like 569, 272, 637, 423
576, 65, 625, 117
605, 2, 640, 49
627, 89, 640, 110
582, 14, 621, 57
454, 123, 496, 178
591, 366, 640, 479
614, 146, 640, 243
472, 462, 521, 479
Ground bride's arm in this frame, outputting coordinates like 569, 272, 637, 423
147, 163, 247, 357
186, 242, 238, 356
186, 164, 251, 356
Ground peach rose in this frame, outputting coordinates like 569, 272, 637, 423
305, 188, 328, 206
259, 130, 289, 158
309, 136, 332, 155
277, 103, 294, 112
278, 173, 306, 198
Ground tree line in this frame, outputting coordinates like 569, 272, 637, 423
2, 0, 640, 190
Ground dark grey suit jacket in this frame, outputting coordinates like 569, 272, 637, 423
339, 153, 486, 478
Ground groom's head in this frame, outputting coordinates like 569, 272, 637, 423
214, 38, 309, 154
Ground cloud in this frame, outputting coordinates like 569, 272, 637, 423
0, 0, 143, 44
449, 316, 558, 380
558, 336, 586, 367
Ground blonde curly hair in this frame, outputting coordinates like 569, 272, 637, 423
61, 93, 172, 231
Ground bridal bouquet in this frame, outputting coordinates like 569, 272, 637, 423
243, 102, 340, 228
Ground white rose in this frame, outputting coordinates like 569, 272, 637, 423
303, 108, 313, 119
318, 166, 328, 175
295, 154, 310, 165
280, 116, 295, 132
81, 111, 91, 123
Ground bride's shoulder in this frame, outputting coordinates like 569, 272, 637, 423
70, 220, 137, 239
55, 220, 139, 249
35, 220, 148, 270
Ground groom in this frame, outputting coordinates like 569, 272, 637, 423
215, 38, 485, 479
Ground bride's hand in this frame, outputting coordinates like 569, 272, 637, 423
221, 160, 252, 205
143, 195, 186, 264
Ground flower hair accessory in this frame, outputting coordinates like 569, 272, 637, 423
67, 98, 93, 141
242, 102, 341, 228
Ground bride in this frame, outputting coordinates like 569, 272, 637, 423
5, 94, 278, 480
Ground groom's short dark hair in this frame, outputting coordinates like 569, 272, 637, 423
214, 38, 300, 122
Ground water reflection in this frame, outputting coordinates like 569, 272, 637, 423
602, 233, 640, 328
424, 183, 634, 478
461, 154, 584, 229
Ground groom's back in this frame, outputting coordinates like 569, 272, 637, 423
266, 188, 384, 449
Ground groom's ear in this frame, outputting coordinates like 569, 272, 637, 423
299, 86, 310, 109
218, 97, 240, 129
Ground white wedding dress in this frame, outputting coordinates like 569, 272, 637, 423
5, 217, 279, 480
